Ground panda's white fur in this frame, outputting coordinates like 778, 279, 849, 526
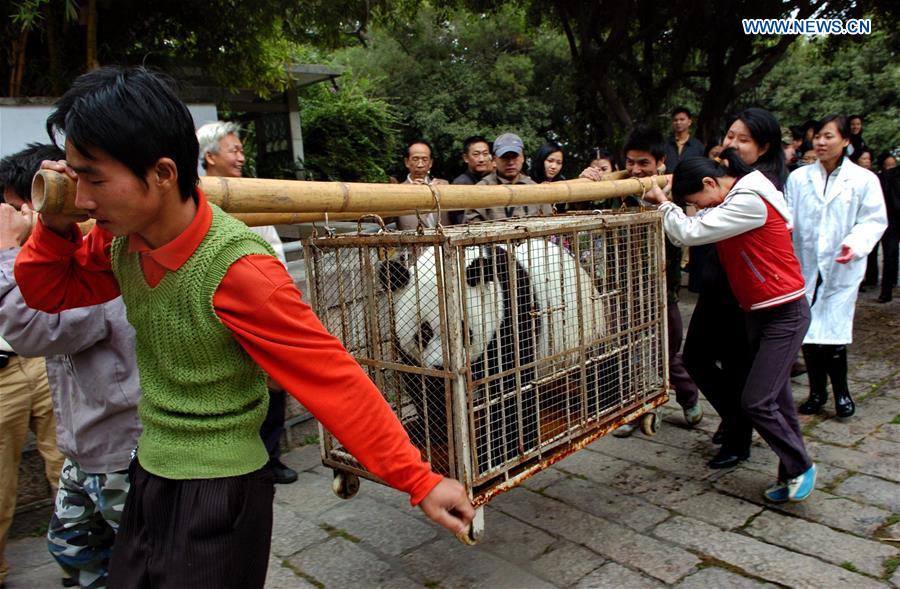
384, 238, 605, 376
380, 238, 606, 470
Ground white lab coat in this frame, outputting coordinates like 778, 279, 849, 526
785, 158, 887, 344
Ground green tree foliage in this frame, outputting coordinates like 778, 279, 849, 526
332, 6, 577, 179
0, 0, 308, 96
752, 29, 899, 155
299, 77, 400, 182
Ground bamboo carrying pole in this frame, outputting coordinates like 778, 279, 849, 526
32, 170, 668, 227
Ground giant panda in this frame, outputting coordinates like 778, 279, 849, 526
379, 238, 607, 474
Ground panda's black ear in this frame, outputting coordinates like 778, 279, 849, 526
379, 260, 411, 292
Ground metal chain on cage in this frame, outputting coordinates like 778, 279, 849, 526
356, 214, 387, 235
427, 182, 444, 235
322, 212, 337, 238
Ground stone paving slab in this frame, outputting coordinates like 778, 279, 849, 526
744, 510, 899, 578
270, 504, 331, 558
556, 445, 634, 483
493, 488, 700, 584
286, 537, 420, 589
317, 495, 438, 557
398, 534, 557, 589
540, 475, 671, 533
668, 489, 763, 530
592, 436, 715, 480
712, 468, 893, 536
833, 473, 900, 512
807, 440, 900, 483
476, 508, 556, 565
672, 567, 780, 588
874, 423, 900, 443
265, 556, 318, 589
529, 540, 605, 588
654, 516, 890, 589
571, 562, 663, 589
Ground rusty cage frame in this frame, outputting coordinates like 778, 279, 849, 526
305, 211, 669, 532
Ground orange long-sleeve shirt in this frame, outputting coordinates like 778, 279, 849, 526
14, 189, 442, 505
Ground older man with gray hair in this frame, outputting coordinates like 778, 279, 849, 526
196, 122, 286, 263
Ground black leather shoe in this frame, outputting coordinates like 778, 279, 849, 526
708, 448, 750, 469
834, 394, 855, 418
877, 294, 892, 303
798, 392, 827, 415
62, 578, 78, 587
270, 459, 298, 484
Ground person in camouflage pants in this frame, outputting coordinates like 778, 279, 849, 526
48, 460, 130, 588
0, 144, 141, 588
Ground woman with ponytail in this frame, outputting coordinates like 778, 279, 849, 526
644, 149, 816, 503
682, 107, 785, 472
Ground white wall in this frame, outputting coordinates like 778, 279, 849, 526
0, 103, 219, 159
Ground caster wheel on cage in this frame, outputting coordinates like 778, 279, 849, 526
456, 507, 484, 546
640, 411, 660, 436
331, 471, 360, 499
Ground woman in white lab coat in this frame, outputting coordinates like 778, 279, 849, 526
785, 115, 887, 418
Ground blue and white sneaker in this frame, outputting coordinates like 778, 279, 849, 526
763, 481, 789, 503
787, 464, 817, 502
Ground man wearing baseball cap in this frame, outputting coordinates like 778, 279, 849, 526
466, 133, 552, 222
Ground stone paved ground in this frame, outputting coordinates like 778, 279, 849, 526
6, 292, 900, 588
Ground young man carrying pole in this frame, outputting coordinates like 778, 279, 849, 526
14, 66, 473, 589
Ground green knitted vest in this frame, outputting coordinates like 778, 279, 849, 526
111, 204, 276, 479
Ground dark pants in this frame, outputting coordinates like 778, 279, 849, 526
261, 389, 286, 461
687, 244, 714, 293
683, 253, 753, 453
802, 344, 849, 399
667, 301, 700, 409
881, 223, 899, 297
864, 244, 880, 286
743, 298, 813, 480
107, 460, 274, 589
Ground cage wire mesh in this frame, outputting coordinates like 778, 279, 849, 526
305, 211, 668, 498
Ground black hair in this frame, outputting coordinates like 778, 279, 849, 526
703, 140, 722, 158
671, 147, 755, 207
530, 142, 565, 183
589, 147, 616, 168
847, 114, 863, 125
726, 107, 786, 190
814, 114, 849, 138
877, 151, 897, 169
0, 143, 65, 203
623, 126, 666, 162
461, 135, 490, 155
405, 140, 433, 159
849, 147, 874, 165
813, 114, 852, 161
46, 66, 198, 201
671, 106, 692, 119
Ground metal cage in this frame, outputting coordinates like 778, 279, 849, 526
305, 211, 669, 531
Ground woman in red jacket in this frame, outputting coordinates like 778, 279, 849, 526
644, 149, 816, 503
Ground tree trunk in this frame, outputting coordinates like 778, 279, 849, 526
86, 0, 99, 70
8, 29, 29, 97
